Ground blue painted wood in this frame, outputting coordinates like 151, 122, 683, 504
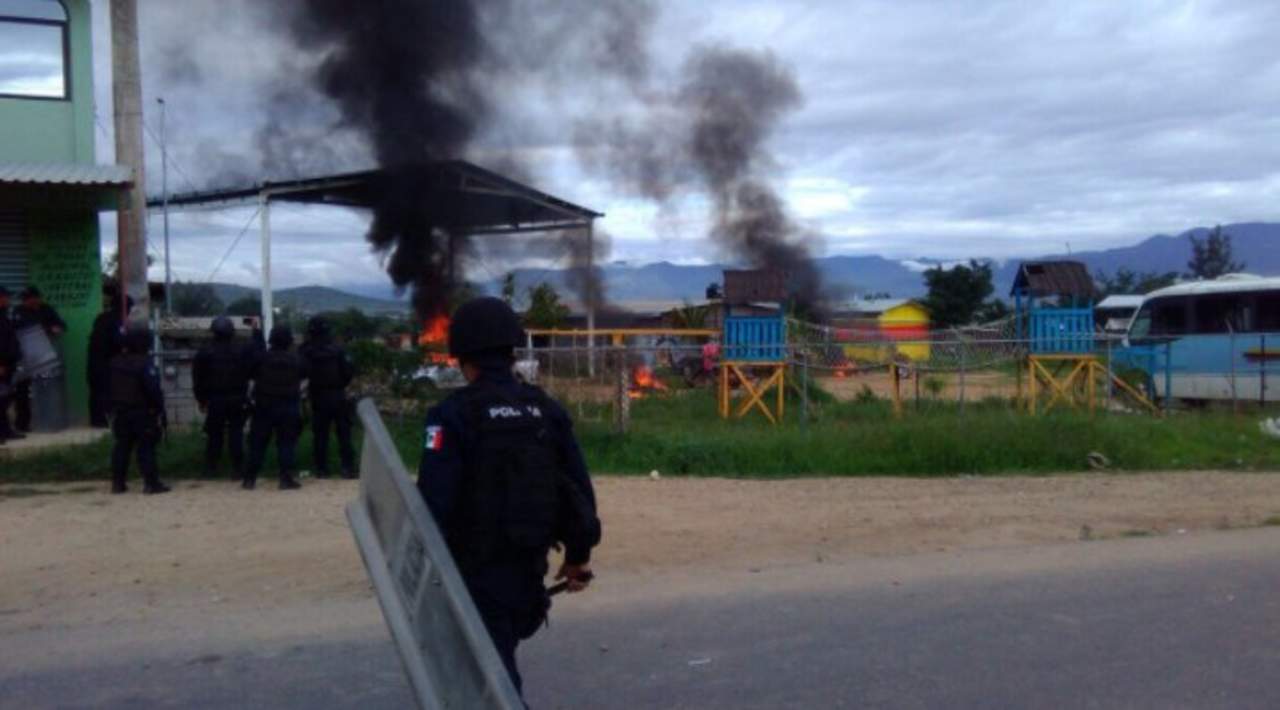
1029, 306, 1094, 354
723, 315, 787, 362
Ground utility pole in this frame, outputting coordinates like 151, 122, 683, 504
159, 97, 172, 315
111, 0, 149, 323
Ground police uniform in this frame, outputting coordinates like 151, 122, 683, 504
0, 291, 21, 443
109, 330, 170, 495
416, 298, 601, 696
300, 320, 357, 478
87, 296, 129, 428
244, 327, 308, 489
193, 319, 251, 477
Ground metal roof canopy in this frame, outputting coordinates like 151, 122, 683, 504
147, 160, 601, 235
144, 160, 603, 372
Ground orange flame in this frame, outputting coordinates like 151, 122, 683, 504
419, 314, 456, 365
628, 365, 668, 399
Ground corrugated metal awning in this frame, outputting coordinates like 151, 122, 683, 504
0, 162, 133, 187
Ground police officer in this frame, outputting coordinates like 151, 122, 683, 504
109, 326, 171, 495
88, 292, 131, 428
194, 316, 251, 478
417, 297, 601, 697
244, 325, 308, 490
12, 286, 65, 433
0, 287, 21, 444
300, 316, 357, 478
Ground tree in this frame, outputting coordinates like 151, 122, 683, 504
921, 259, 996, 328
1186, 225, 1244, 279
321, 308, 380, 341
170, 282, 224, 316
1096, 268, 1179, 295
226, 295, 262, 317
523, 282, 569, 329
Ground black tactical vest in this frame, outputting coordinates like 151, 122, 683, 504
206, 343, 247, 395
308, 345, 345, 391
254, 350, 301, 400
109, 354, 149, 410
454, 385, 563, 563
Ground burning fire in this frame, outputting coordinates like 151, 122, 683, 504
419, 314, 456, 365
628, 365, 668, 399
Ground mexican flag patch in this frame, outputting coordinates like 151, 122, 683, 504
424, 425, 444, 452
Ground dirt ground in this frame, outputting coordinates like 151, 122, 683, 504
818, 370, 1019, 402
2, 472, 1279, 636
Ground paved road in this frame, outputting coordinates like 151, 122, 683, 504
5, 528, 1279, 709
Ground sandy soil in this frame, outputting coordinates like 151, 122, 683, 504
2, 471, 1279, 637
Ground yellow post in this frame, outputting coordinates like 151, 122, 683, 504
1028, 357, 1038, 415
777, 366, 785, 422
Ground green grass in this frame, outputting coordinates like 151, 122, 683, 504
3, 389, 1279, 482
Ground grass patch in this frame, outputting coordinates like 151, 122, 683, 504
1261, 516, 1280, 527
3, 389, 1280, 482
1119, 529, 1155, 538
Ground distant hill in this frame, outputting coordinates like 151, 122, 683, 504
492, 221, 1280, 305
207, 283, 408, 315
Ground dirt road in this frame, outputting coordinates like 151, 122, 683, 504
3, 471, 1279, 637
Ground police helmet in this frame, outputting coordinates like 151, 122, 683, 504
447, 297, 525, 358
210, 315, 235, 339
306, 316, 331, 339
124, 325, 153, 353
268, 324, 294, 349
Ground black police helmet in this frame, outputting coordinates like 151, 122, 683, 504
210, 315, 235, 339
447, 297, 525, 359
306, 316, 331, 339
268, 324, 294, 349
124, 325, 153, 353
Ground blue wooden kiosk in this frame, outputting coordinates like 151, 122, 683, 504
1012, 261, 1155, 414
719, 270, 788, 423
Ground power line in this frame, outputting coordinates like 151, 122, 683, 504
142, 118, 201, 194
206, 206, 262, 284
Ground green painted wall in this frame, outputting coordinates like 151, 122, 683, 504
26, 209, 102, 422
0, 0, 96, 163
0, 0, 102, 424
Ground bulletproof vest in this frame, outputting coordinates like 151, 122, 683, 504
455, 385, 563, 562
206, 343, 247, 395
307, 344, 345, 391
254, 349, 301, 400
109, 354, 149, 410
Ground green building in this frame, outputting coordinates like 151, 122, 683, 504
1, 0, 130, 424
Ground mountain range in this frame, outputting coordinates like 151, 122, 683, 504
492, 222, 1280, 306
219, 221, 1280, 314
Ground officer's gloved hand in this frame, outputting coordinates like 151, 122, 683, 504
555, 562, 593, 593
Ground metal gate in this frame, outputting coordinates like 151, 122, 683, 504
0, 211, 30, 292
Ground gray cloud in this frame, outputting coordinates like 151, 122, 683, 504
87, 0, 1280, 291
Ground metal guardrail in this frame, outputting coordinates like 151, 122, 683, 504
347, 398, 524, 710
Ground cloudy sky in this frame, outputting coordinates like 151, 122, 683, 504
82, 0, 1280, 295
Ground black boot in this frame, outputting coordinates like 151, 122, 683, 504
340, 468, 358, 480
279, 475, 301, 490
111, 482, 127, 494
144, 481, 172, 495
241, 477, 256, 490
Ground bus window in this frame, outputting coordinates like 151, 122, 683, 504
1258, 291, 1280, 331
1128, 305, 1151, 339
1150, 297, 1188, 336
1193, 295, 1253, 334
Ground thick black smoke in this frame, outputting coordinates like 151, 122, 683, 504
271, 0, 491, 318
576, 45, 826, 315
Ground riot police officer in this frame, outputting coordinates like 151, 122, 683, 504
299, 316, 357, 478
244, 325, 308, 490
416, 297, 601, 696
88, 292, 131, 428
0, 286, 21, 444
193, 316, 251, 478
109, 326, 170, 495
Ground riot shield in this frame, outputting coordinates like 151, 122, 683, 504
347, 398, 524, 710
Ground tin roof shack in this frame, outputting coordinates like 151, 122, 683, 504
1, 0, 131, 426
1095, 295, 1144, 334
1010, 260, 1099, 354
